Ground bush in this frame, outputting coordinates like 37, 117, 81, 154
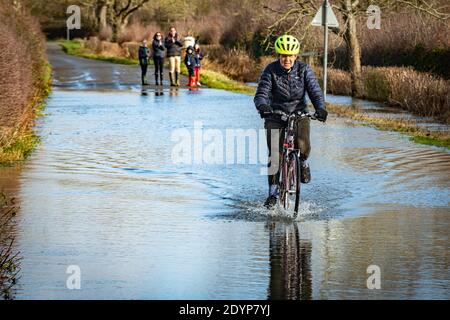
202, 46, 260, 82
363, 67, 391, 101
0, 0, 50, 163
319, 65, 450, 123
331, 12, 450, 79
117, 22, 160, 44
314, 67, 352, 96
381, 67, 450, 122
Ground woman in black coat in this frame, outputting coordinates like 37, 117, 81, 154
152, 32, 166, 85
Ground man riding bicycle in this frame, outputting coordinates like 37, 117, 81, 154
254, 35, 328, 208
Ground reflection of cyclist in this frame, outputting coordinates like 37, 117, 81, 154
254, 35, 328, 208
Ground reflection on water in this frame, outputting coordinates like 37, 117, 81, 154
1, 86, 449, 299
264, 206, 449, 300
268, 221, 312, 300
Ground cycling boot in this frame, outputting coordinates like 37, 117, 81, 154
300, 161, 311, 184
264, 184, 278, 208
264, 195, 277, 209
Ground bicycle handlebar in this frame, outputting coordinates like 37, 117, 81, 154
271, 109, 317, 121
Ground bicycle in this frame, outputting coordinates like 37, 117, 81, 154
272, 109, 317, 218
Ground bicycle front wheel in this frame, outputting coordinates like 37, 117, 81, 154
279, 151, 301, 217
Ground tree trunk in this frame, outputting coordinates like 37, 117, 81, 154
96, 3, 108, 32
342, 2, 363, 97
111, 17, 120, 42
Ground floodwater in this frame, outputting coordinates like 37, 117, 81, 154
0, 44, 449, 299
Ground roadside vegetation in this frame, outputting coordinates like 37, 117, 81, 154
0, 193, 20, 300
327, 104, 450, 148
317, 67, 450, 124
0, 0, 51, 165
59, 39, 139, 65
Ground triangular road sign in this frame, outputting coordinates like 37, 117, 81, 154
311, 0, 339, 27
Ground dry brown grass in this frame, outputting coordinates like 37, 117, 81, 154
118, 22, 161, 44
314, 66, 450, 123
202, 47, 260, 82
328, 103, 450, 148
378, 67, 450, 122
313, 67, 352, 96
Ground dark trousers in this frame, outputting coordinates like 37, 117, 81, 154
265, 117, 311, 185
186, 66, 195, 77
153, 57, 164, 75
140, 64, 148, 84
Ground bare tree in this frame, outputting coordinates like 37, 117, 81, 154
264, 0, 449, 96
105, 0, 150, 42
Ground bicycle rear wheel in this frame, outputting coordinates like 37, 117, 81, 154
279, 151, 301, 217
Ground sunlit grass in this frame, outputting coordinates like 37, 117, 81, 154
180, 63, 256, 95
59, 40, 139, 65
328, 104, 450, 149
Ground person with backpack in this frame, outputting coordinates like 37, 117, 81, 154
152, 32, 165, 86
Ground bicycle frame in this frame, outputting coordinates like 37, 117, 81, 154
273, 110, 315, 215
274, 110, 315, 157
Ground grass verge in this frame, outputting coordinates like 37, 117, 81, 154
59, 40, 139, 65
328, 104, 450, 149
180, 64, 256, 95
0, 62, 52, 166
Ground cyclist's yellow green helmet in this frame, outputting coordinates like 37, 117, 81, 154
274, 35, 300, 55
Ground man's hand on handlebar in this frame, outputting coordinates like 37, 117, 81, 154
314, 108, 328, 122
258, 105, 273, 118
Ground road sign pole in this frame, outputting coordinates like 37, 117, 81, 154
323, 0, 328, 102
67, 28, 70, 41
311, 0, 338, 102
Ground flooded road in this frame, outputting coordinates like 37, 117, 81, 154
1, 44, 449, 299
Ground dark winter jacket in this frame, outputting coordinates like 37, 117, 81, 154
164, 34, 183, 57
184, 52, 196, 70
194, 50, 204, 67
152, 40, 165, 58
254, 60, 325, 117
138, 46, 150, 65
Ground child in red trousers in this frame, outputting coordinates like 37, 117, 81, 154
184, 46, 196, 87
194, 43, 204, 86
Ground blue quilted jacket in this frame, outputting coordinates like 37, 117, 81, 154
254, 60, 325, 116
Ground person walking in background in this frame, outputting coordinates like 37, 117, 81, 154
138, 39, 150, 85
193, 43, 204, 86
164, 27, 183, 86
152, 32, 165, 86
184, 46, 196, 87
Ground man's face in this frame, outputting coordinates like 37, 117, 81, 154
170, 28, 176, 35
143, 40, 147, 47
279, 54, 297, 70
